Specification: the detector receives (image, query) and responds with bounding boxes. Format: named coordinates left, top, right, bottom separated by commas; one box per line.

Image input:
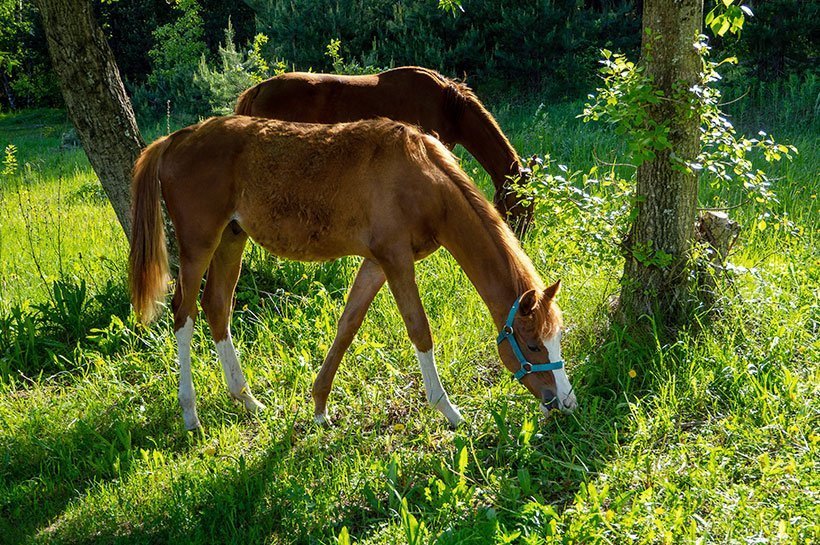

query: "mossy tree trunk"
left=33, top=0, right=144, bottom=243
left=619, top=0, right=704, bottom=328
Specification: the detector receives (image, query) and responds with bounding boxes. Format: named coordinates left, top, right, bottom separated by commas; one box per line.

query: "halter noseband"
left=496, top=295, right=564, bottom=382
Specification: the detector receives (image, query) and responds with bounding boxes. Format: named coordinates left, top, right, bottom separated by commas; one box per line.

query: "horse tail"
left=129, top=136, right=172, bottom=324
left=235, top=83, right=260, bottom=115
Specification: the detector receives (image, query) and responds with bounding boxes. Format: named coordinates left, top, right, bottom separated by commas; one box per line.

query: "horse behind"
left=236, top=67, right=533, bottom=234
left=129, top=115, right=576, bottom=430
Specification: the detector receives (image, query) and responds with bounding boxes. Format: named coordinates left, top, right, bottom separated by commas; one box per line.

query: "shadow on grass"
left=23, top=419, right=400, bottom=544
left=0, top=383, right=196, bottom=544
left=25, top=320, right=665, bottom=544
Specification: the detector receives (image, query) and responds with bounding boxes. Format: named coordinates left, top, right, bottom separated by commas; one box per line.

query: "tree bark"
left=2, top=73, right=16, bottom=110
left=33, top=0, right=144, bottom=243
left=618, top=0, right=704, bottom=328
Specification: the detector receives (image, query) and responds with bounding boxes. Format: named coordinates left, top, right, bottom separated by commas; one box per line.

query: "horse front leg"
left=379, top=254, right=464, bottom=428
left=312, top=259, right=385, bottom=425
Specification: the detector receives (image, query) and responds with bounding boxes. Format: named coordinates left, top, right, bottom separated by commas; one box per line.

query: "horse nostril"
left=541, top=389, right=559, bottom=411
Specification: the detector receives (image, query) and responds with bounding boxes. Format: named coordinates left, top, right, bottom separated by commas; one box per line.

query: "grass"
left=0, top=83, right=817, bottom=544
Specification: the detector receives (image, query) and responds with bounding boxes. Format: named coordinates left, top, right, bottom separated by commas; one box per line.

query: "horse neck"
left=455, top=99, right=521, bottom=191
left=437, top=192, right=531, bottom=329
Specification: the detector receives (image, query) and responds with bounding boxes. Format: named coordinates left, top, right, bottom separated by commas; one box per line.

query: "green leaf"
left=438, top=0, right=464, bottom=15
left=718, top=19, right=731, bottom=36
left=337, top=526, right=351, bottom=545
left=457, top=445, right=468, bottom=474
left=400, top=499, right=426, bottom=545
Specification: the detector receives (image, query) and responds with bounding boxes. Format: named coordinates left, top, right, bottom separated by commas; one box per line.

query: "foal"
left=129, top=116, right=576, bottom=430
left=236, top=67, right=533, bottom=234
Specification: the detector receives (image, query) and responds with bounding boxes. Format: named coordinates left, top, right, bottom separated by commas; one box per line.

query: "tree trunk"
left=33, top=0, right=144, bottom=243
left=618, top=0, right=704, bottom=329
left=2, top=73, right=16, bottom=110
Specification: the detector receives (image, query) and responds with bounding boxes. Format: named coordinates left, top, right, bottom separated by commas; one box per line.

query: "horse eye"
left=527, top=343, right=541, bottom=352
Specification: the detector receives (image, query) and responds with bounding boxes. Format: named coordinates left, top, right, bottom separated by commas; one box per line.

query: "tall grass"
left=0, top=87, right=817, bottom=544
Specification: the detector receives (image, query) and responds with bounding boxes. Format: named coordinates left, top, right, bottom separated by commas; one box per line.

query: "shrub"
left=135, top=5, right=281, bottom=120
left=194, top=23, right=283, bottom=115
left=138, top=0, right=207, bottom=116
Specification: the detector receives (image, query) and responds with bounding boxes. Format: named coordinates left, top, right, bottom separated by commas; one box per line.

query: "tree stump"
left=695, top=210, right=741, bottom=309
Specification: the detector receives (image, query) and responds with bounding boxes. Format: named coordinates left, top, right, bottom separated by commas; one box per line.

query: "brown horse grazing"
left=235, top=67, right=533, bottom=234
left=129, top=115, right=576, bottom=430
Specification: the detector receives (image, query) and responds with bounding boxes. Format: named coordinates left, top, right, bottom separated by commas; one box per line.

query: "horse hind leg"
left=201, top=222, right=265, bottom=414
left=173, top=248, right=217, bottom=430
left=312, top=258, right=386, bottom=425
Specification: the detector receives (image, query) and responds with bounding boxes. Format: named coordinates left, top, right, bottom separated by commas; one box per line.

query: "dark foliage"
left=250, top=0, right=642, bottom=97
left=1, top=0, right=816, bottom=111
left=717, top=0, right=818, bottom=81
left=94, top=0, right=256, bottom=87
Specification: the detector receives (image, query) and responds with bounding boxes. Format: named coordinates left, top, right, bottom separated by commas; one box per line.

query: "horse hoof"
left=184, top=415, right=202, bottom=431
left=231, top=388, right=266, bottom=413
left=243, top=395, right=266, bottom=413
left=447, top=412, right=465, bottom=429
left=314, top=412, right=331, bottom=427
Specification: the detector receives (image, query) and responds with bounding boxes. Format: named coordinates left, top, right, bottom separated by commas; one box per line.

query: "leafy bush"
left=193, top=23, right=282, bottom=115
left=0, top=0, right=60, bottom=109
left=581, top=35, right=796, bottom=212
left=324, top=38, right=383, bottom=75
left=135, top=3, right=280, bottom=119
left=144, top=0, right=207, bottom=114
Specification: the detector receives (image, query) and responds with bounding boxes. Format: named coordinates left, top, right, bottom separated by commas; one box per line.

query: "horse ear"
left=519, top=289, right=540, bottom=316
left=542, top=280, right=561, bottom=301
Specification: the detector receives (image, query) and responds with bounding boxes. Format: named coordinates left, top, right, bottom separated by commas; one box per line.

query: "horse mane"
left=419, top=133, right=545, bottom=295
left=427, top=70, right=520, bottom=168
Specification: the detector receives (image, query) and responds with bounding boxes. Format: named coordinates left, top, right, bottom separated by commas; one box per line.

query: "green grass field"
left=0, top=88, right=817, bottom=544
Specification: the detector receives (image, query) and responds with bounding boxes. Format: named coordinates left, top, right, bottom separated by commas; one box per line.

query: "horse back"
left=159, top=116, right=449, bottom=262
left=235, top=68, right=457, bottom=144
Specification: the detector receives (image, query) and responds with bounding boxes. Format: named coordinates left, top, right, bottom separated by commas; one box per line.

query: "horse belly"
left=237, top=212, right=367, bottom=262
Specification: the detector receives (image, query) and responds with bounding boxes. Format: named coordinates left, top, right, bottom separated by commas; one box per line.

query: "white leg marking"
left=543, top=332, right=577, bottom=412
left=176, top=317, right=200, bottom=430
left=215, top=333, right=266, bottom=413
left=415, top=348, right=464, bottom=427
left=314, top=412, right=330, bottom=426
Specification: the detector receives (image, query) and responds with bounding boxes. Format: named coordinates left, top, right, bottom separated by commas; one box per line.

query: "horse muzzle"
left=540, top=388, right=577, bottom=416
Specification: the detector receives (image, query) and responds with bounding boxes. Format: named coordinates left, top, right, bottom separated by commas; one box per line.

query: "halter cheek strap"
left=496, top=295, right=564, bottom=382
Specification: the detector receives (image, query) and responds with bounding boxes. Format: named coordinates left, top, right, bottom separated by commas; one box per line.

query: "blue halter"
left=496, top=295, right=564, bottom=382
